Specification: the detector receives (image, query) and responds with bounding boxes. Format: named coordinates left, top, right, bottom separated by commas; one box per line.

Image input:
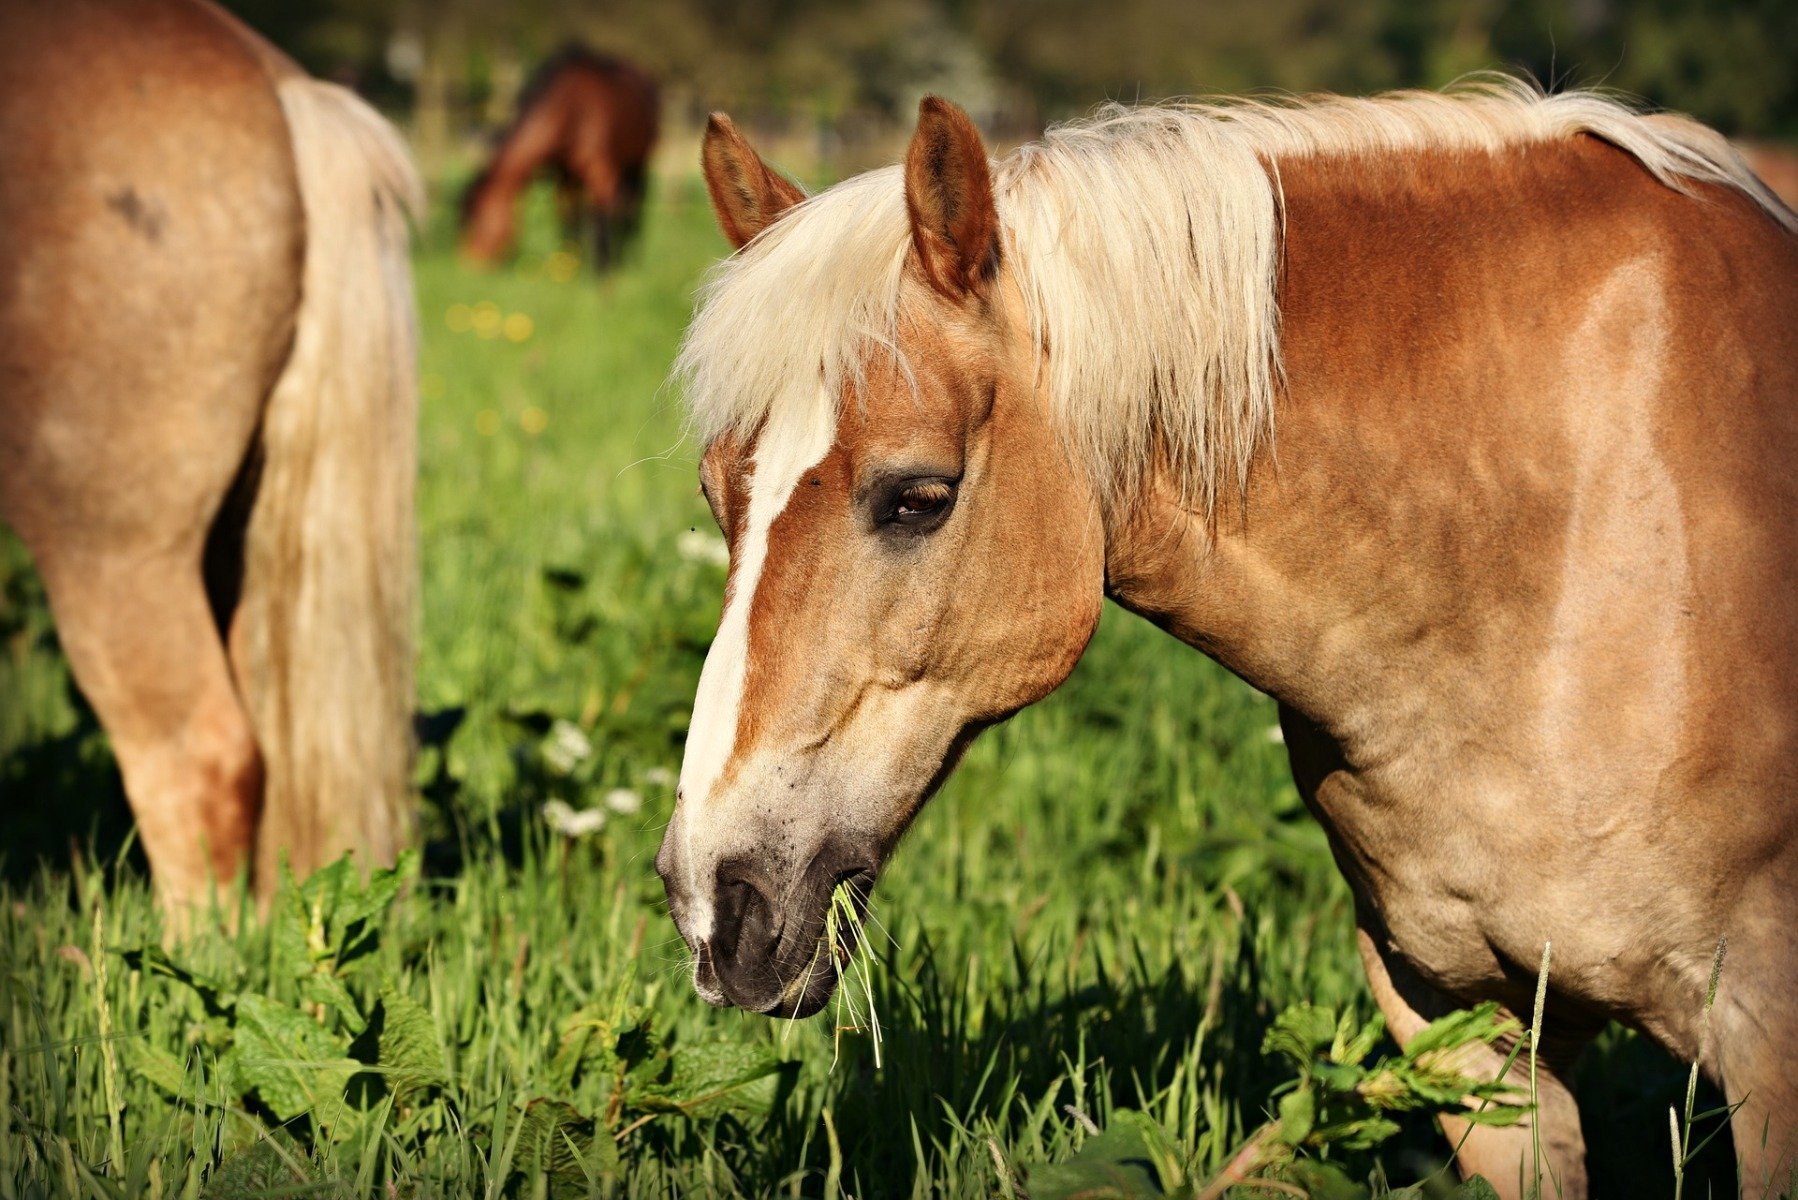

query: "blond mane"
left=676, top=76, right=1793, bottom=509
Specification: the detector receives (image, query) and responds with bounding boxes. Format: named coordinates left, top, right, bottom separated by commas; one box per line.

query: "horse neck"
left=1100, top=137, right=1689, bottom=743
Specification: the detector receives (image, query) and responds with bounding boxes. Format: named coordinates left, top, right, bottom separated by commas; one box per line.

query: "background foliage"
left=223, top=0, right=1798, bottom=151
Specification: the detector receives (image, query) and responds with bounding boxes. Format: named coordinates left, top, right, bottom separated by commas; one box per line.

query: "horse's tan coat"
left=660, top=96, right=1798, bottom=1195
left=0, top=0, right=419, bottom=919
left=1112, top=139, right=1798, bottom=1194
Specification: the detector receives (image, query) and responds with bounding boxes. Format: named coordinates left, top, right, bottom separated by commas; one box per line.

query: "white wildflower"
left=641, top=766, right=676, bottom=789
left=542, top=799, right=606, bottom=838
left=676, top=529, right=730, bottom=567
left=542, top=719, right=593, bottom=775
left=604, top=788, right=643, bottom=815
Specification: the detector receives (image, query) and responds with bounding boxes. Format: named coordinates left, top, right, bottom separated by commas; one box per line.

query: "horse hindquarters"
left=0, top=0, right=302, bottom=916
left=232, top=77, right=422, bottom=895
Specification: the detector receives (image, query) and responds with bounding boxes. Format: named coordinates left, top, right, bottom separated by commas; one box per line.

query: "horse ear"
left=904, top=96, right=1000, bottom=299
left=702, top=113, right=806, bottom=250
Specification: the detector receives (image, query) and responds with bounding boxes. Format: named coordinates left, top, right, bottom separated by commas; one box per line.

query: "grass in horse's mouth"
left=784, top=879, right=884, bottom=1069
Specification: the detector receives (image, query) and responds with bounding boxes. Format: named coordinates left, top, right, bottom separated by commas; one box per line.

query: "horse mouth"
left=763, top=867, right=876, bottom=1020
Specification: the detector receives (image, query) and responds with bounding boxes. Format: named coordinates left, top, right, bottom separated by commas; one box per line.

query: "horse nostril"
left=711, top=869, right=779, bottom=969
left=653, top=827, right=678, bottom=887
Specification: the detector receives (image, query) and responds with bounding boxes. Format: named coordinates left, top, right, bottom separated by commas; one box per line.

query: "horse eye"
left=881, top=478, right=958, bottom=530
left=897, top=482, right=952, bottom=517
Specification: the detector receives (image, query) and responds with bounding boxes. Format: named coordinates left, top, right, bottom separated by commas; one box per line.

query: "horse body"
left=0, top=0, right=419, bottom=915
left=1112, top=137, right=1798, bottom=1190
left=459, top=46, right=659, bottom=268
left=661, top=84, right=1798, bottom=1195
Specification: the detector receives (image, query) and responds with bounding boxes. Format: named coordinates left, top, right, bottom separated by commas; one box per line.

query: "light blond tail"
left=239, top=77, right=422, bottom=891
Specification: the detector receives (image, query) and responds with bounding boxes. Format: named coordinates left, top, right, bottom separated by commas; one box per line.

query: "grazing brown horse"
left=0, top=0, right=420, bottom=917
left=459, top=45, right=659, bottom=269
left=657, top=82, right=1798, bottom=1197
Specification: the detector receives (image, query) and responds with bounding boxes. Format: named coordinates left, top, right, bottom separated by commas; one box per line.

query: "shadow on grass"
left=735, top=919, right=1453, bottom=1197
left=1580, top=1026, right=1736, bottom=1200
left=0, top=683, right=139, bottom=888
left=708, top=920, right=1740, bottom=1198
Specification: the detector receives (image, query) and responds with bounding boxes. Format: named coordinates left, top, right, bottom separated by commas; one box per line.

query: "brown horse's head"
left=458, top=166, right=512, bottom=265
left=657, top=105, right=1106, bottom=1016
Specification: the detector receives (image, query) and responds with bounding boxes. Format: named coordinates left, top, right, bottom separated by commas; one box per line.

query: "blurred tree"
left=973, top=0, right=1399, bottom=117
left=1556, top=0, right=1795, bottom=136
left=219, top=0, right=1797, bottom=152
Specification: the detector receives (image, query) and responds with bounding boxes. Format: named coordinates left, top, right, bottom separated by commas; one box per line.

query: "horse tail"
left=236, top=75, right=423, bottom=891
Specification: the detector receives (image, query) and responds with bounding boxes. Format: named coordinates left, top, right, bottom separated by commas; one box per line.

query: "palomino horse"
left=0, top=0, right=419, bottom=916
left=657, top=82, right=1798, bottom=1196
left=459, top=45, right=659, bottom=269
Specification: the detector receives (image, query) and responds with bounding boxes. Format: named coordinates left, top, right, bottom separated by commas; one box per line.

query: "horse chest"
left=1302, top=764, right=1522, bottom=992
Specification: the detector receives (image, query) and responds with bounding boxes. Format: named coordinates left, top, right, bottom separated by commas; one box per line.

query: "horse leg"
left=574, top=158, right=621, bottom=270
left=610, top=160, right=649, bottom=258
left=552, top=167, right=583, bottom=247
left=1710, top=910, right=1798, bottom=1195
left=1358, top=925, right=1592, bottom=1199
left=33, top=548, right=262, bottom=921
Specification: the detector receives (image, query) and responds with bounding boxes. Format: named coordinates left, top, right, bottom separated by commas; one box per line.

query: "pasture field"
left=0, top=177, right=1731, bottom=1198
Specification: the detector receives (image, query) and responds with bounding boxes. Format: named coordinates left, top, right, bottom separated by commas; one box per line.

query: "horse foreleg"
left=572, top=157, right=621, bottom=270
left=1710, top=908, right=1798, bottom=1197
left=35, top=550, right=262, bottom=927
left=551, top=168, right=583, bottom=246
left=1357, top=925, right=1591, bottom=1200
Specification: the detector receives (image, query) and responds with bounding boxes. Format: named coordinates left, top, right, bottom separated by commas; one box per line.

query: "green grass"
left=0, top=177, right=1736, bottom=1198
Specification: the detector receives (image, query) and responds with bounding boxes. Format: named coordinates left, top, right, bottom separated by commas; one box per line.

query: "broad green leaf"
left=548, top=1004, right=613, bottom=1092
left=1396, top=1067, right=1477, bottom=1107
left=1333, top=1011, right=1386, bottom=1065
left=229, top=994, right=359, bottom=1122
left=202, top=1133, right=321, bottom=1199
left=1021, top=1111, right=1170, bottom=1200
left=370, top=987, right=448, bottom=1099
left=615, top=1018, right=659, bottom=1073
left=1311, top=1114, right=1401, bottom=1151
left=124, top=1040, right=194, bottom=1101
left=634, top=1043, right=789, bottom=1119
left=1277, top=1085, right=1315, bottom=1145
left=557, top=1124, right=621, bottom=1197
left=335, top=852, right=418, bottom=969
left=1404, top=1001, right=1517, bottom=1059
left=1283, top=1159, right=1371, bottom=1200
left=298, top=970, right=364, bottom=1029
left=1310, top=1060, right=1365, bottom=1094
left=270, top=861, right=318, bottom=982
left=336, top=850, right=417, bottom=931
left=1262, top=1003, right=1339, bottom=1070
left=1353, top=1066, right=1411, bottom=1110
left=1450, top=1178, right=1502, bottom=1200
left=516, top=1098, right=618, bottom=1199
left=1107, top=1110, right=1185, bottom=1189
left=300, top=855, right=356, bottom=935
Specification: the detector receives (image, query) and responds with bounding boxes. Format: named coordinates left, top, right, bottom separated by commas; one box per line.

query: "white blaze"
left=677, top=397, right=836, bottom=935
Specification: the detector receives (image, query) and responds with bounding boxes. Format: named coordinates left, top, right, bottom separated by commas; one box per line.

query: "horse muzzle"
left=658, top=827, right=876, bottom=1018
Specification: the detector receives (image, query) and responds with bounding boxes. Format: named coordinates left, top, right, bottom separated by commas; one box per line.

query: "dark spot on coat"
left=106, top=187, right=166, bottom=242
